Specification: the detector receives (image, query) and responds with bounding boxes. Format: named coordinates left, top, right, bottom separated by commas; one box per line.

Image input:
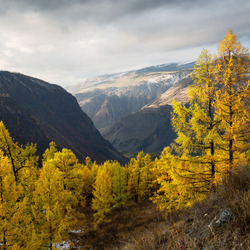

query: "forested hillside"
left=0, top=30, right=249, bottom=249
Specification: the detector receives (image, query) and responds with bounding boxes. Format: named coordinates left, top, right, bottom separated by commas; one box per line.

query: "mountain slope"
left=0, top=71, right=127, bottom=163
left=102, top=77, right=192, bottom=153
left=67, top=62, right=194, bottom=131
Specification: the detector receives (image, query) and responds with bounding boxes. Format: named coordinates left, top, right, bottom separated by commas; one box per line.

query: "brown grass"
left=69, top=202, right=166, bottom=249
left=121, top=165, right=250, bottom=250
left=70, top=165, right=250, bottom=249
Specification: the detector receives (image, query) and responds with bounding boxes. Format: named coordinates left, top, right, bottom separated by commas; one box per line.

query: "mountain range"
left=102, top=77, right=192, bottom=153
left=0, top=71, right=127, bottom=163
left=68, top=62, right=194, bottom=153
left=67, top=62, right=194, bottom=133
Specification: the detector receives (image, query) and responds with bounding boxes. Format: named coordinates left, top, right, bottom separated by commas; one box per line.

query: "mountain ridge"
left=0, top=71, right=127, bottom=163
left=102, top=77, right=192, bottom=153
left=67, top=62, right=195, bottom=132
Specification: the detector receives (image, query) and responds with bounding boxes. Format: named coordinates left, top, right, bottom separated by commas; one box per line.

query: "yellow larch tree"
left=32, top=160, right=77, bottom=249
left=91, top=162, right=113, bottom=226
left=0, top=121, right=38, bottom=183
left=166, top=49, right=219, bottom=207
left=112, top=161, right=127, bottom=207
left=154, top=30, right=250, bottom=212
left=42, top=141, right=57, bottom=162
left=51, top=148, right=85, bottom=208
left=127, top=152, right=144, bottom=203
left=214, top=29, right=250, bottom=171
left=139, top=154, right=155, bottom=201
left=172, top=49, right=220, bottom=182
left=78, top=164, right=92, bottom=201
left=0, top=151, right=38, bottom=249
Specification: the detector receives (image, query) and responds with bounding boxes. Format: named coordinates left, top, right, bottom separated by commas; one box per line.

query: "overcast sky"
left=0, top=0, right=250, bottom=87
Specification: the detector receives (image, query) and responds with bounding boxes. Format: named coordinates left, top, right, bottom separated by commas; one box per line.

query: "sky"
left=0, top=0, right=250, bottom=87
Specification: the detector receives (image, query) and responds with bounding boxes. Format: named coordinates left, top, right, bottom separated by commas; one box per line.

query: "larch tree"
left=78, top=164, right=92, bottom=201
left=0, top=151, right=38, bottom=249
left=0, top=121, right=38, bottom=183
left=152, top=147, right=186, bottom=211
left=139, top=154, right=154, bottom=201
left=112, top=161, right=127, bottom=207
left=154, top=30, right=250, bottom=212
left=171, top=49, right=220, bottom=194
left=91, top=163, right=113, bottom=226
left=127, top=152, right=144, bottom=203
left=42, top=148, right=86, bottom=212
left=32, top=160, right=77, bottom=249
left=214, top=29, right=250, bottom=171
left=42, top=141, right=57, bottom=163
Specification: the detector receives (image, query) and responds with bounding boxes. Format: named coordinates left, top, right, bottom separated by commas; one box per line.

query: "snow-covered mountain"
left=67, top=62, right=195, bottom=132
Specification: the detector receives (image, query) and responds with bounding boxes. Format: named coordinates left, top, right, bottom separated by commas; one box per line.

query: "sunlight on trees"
left=0, top=29, right=248, bottom=245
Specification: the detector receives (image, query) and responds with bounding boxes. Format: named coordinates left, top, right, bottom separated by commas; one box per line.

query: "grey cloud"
left=0, top=0, right=204, bottom=21
left=0, top=0, right=249, bottom=86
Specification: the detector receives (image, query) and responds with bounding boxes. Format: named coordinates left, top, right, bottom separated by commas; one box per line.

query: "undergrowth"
left=121, top=166, right=250, bottom=250
left=70, top=165, right=250, bottom=249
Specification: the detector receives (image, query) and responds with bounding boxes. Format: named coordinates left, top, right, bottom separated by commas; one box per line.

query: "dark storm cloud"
left=0, top=0, right=249, bottom=86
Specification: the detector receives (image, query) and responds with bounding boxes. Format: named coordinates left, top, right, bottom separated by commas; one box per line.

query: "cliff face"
left=0, top=71, right=127, bottom=163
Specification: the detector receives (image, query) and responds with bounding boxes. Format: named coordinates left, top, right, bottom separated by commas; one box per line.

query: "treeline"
left=0, top=29, right=249, bottom=249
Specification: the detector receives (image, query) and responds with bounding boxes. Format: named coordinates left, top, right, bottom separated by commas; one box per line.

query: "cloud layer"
left=0, top=0, right=249, bottom=86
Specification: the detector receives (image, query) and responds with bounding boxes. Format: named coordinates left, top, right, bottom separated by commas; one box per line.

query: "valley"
left=0, top=31, right=249, bottom=249
left=0, top=0, right=249, bottom=248
left=67, top=62, right=194, bottom=153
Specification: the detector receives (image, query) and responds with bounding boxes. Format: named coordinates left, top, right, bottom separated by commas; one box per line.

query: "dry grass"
left=70, top=166, right=250, bottom=249
left=120, top=166, right=250, bottom=250
left=69, top=202, right=166, bottom=249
